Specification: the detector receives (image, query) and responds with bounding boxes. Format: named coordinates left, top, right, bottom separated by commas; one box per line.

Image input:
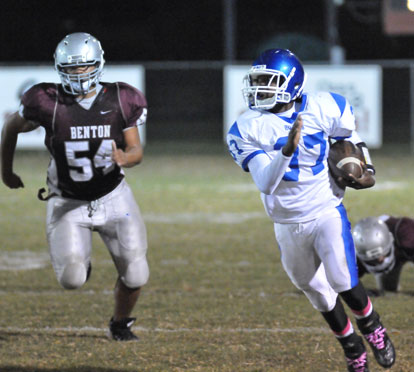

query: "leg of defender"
left=46, top=196, right=92, bottom=290
left=98, top=181, right=149, bottom=341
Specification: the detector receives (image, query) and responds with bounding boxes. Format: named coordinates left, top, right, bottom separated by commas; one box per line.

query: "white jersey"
left=227, top=92, right=356, bottom=223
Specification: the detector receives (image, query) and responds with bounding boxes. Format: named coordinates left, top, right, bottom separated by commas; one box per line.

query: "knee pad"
left=120, top=256, right=149, bottom=289
left=59, top=262, right=87, bottom=289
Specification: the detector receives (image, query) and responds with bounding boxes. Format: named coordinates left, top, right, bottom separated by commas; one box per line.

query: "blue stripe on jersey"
left=228, top=122, right=243, bottom=138
left=331, top=136, right=351, bottom=140
left=330, top=92, right=346, bottom=117
left=278, top=95, right=308, bottom=124
left=299, top=94, right=308, bottom=111
left=278, top=112, right=298, bottom=124
left=242, top=150, right=266, bottom=171
left=336, top=203, right=359, bottom=288
left=279, top=116, right=296, bottom=124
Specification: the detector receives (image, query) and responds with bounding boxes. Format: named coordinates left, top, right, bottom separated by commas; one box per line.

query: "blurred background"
left=2, top=0, right=414, bottom=147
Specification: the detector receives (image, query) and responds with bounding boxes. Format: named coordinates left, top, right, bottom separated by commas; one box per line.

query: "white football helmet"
left=54, top=32, right=105, bottom=95
left=352, top=217, right=396, bottom=274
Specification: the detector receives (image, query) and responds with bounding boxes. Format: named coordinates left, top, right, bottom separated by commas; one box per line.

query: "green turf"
left=0, top=143, right=413, bottom=371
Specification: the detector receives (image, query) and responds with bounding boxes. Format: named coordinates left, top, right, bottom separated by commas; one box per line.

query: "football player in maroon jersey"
left=353, top=215, right=414, bottom=295
left=1, top=32, right=149, bottom=341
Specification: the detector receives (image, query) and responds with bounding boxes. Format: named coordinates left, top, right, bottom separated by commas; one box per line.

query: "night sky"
left=2, top=0, right=414, bottom=63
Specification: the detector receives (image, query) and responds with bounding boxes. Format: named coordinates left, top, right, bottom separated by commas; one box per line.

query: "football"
left=328, top=140, right=365, bottom=181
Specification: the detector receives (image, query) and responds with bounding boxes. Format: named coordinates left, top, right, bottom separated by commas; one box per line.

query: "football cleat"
left=346, top=351, right=369, bottom=372
left=357, top=312, right=395, bottom=368
left=108, top=317, right=139, bottom=341
left=341, top=333, right=369, bottom=372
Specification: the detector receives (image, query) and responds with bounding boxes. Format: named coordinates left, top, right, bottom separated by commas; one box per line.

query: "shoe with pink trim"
left=357, top=312, right=395, bottom=368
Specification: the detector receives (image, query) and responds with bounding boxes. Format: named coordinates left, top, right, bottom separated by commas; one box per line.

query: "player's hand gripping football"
left=337, top=163, right=375, bottom=190
left=282, top=115, right=303, bottom=157
left=111, top=141, right=128, bottom=167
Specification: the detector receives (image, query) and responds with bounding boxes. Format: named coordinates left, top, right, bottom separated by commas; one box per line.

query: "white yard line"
left=0, top=289, right=292, bottom=297
left=0, top=325, right=409, bottom=335
left=0, top=326, right=331, bottom=335
left=221, top=181, right=408, bottom=193
left=0, top=250, right=260, bottom=271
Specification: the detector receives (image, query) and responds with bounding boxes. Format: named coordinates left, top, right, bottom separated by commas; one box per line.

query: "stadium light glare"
left=408, top=0, right=414, bottom=12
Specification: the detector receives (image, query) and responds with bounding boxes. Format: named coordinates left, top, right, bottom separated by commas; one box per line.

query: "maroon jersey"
left=358, top=216, right=414, bottom=278
left=385, top=217, right=414, bottom=261
left=21, top=82, right=147, bottom=201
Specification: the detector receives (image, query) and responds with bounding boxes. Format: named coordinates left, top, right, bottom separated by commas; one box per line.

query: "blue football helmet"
left=242, top=49, right=307, bottom=110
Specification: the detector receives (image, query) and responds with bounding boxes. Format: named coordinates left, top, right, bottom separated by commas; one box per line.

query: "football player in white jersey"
left=227, top=49, right=395, bottom=371
left=1, top=33, right=149, bottom=341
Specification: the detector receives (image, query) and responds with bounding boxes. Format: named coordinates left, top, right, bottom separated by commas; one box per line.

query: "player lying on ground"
left=353, top=215, right=414, bottom=295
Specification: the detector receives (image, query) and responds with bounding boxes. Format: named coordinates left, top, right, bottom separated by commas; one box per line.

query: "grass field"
left=0, top=142, right=413, bottom=372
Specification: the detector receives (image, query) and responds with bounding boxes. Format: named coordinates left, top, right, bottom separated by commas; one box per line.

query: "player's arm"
left=357, top=257, right=368, bottom=278
left=374, top=261, right=404, bottom=293
left=249, top=151, right=292, bottom=194
left=357, top=258, right=386, bottom=297
left=343, top=131, right=375, bottom=189
left=340, top=158, right=375, bottom=190
left=111, top=126, right=143, bottom=168
left=114, top=83, right=147, bottom=168
left=1, top=111, right=39, bottom=188
left=249, top=115, right=303, bottom=194
left=282, top=115, right=303, bottom=156
left=327, top=94, right=375, bottom=189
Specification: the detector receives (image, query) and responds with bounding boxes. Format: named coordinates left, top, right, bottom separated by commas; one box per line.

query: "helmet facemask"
left=243, top=68, right=297, bottom=110
left=361, top=243, right=396, bottom=274
left=57, top=62, right=102, bottom=95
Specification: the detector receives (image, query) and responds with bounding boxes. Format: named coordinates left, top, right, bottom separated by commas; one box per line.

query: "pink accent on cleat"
left=346, top=352, right=368, bottom=372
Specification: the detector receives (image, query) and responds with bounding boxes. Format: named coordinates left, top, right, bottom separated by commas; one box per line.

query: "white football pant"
left=274, top=204, right=359, bottom=312
left=46, top=179, right=149, bottom=290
